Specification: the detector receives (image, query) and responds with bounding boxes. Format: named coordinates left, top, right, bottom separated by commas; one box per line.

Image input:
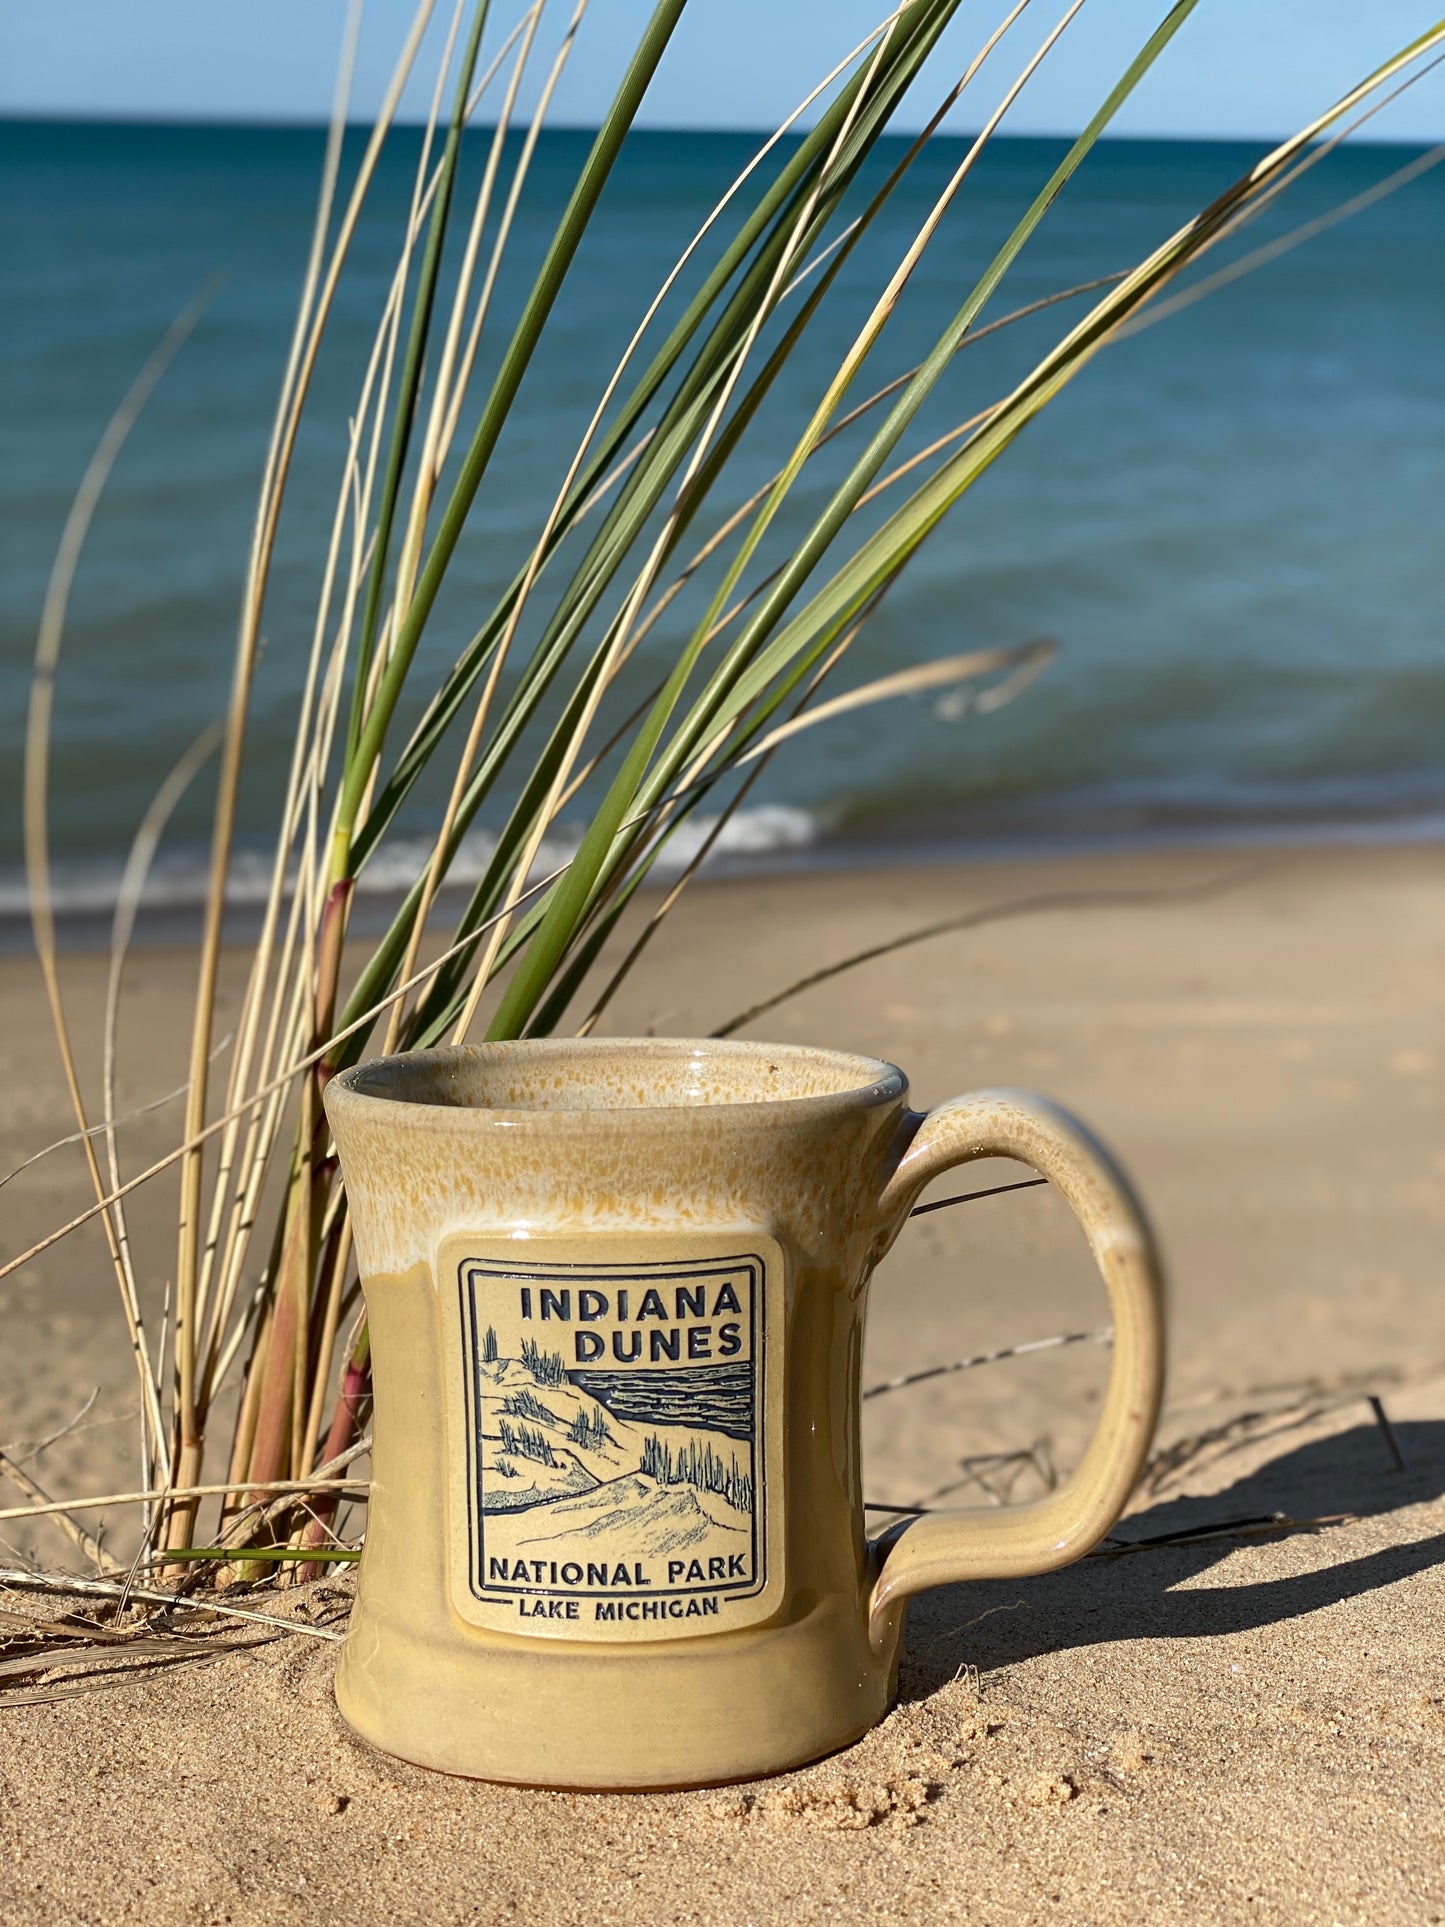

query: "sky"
left=2, top=0, right=1442, bottom=142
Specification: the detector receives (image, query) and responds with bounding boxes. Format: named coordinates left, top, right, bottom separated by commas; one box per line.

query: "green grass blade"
left=344, top=0, right=492, bottom=768
left=165, top=1546, right=362, bottom=1564
left=334, top=0, right=690, bottom=862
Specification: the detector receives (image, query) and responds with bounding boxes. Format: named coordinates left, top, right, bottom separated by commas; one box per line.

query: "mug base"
left=331, top=1596, right=896, bottom=1790
left=333, top=1691, right=890, bottom=1793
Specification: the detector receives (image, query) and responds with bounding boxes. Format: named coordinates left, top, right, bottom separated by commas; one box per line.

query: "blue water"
left=2, top=120, right=1442, bottom=917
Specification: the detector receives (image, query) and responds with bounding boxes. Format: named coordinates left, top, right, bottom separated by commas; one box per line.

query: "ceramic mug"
left=324, top=1037, right=1164, bottom=1789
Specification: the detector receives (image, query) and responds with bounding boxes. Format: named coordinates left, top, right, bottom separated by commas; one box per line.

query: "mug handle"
left=867, top=1088, right=1165, bottom=1652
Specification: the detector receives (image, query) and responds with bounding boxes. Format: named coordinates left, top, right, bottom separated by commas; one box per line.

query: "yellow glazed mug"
left=324, top=1037, right=1164, bottom=1789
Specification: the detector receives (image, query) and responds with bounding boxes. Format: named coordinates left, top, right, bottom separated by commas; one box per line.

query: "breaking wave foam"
left=0, top=806, right=819, bottom=922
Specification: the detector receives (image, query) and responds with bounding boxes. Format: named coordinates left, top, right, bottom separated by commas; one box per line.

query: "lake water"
left=2, top=121, right=1441, bottom=922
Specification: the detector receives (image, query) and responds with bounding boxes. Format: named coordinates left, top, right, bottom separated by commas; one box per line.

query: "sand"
left=0, top=839, right=1442, bottom=1924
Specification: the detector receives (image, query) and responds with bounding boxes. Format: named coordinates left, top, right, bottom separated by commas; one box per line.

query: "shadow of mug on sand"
left=898, top=1418, right=1445, bottom=1696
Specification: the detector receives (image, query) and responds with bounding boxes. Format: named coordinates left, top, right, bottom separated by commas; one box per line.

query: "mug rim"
left=326, top=1036, right=908, bottom=1127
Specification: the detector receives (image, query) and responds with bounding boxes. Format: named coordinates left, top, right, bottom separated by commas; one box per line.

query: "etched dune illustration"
left=515, top=1474, right=751, bottom=1562
left=473, top=1335, right=755, bottom=1574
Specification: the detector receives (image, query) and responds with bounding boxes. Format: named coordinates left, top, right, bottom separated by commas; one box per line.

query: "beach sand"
left=1, top=839, right=1441, bottom=1924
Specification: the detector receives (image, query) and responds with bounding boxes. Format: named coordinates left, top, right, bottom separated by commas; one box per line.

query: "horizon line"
left=0, top=110, right=1437, bottom=150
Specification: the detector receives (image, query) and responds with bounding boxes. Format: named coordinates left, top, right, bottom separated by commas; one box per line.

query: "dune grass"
left=13, top=0, right=1445, bottom=1584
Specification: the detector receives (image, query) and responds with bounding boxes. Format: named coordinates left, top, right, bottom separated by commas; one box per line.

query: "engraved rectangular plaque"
left=437, top=1234, right=785, bottom=1640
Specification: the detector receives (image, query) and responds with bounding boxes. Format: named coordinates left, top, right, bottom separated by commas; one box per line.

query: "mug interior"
left=335, top=1037, right=904, bottom=1115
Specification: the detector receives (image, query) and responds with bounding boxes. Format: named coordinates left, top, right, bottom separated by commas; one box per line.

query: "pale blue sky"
left=2, top=1, right=1442, bottom=141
